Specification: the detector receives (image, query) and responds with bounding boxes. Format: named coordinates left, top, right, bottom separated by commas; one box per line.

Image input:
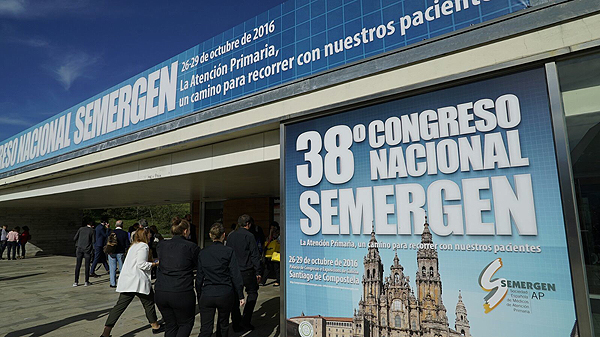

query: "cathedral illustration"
left=288, top=218, right=473, bottom=337
left=351, top=219, right=472, bottom=337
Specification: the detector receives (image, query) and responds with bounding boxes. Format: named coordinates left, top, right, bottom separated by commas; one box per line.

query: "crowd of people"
left=71, top=213, right=280, bottom=337
left=0, top=225, right=32, bottom=260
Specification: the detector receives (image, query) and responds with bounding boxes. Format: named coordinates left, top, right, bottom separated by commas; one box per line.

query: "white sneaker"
left=73, top=283, right=79, bottom=287
left=84, top=282, right=91, bottom=287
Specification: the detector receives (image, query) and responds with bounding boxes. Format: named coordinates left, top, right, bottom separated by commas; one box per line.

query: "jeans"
left=18, top=242, right=26, bottom=257
left=155, top=290, right=196, bottom=337
left=105, top=291, right=158, bottom=327
left=7, top=241, right=18, bottom=260
left=0, top=240, right=7, bottom=259
left=75, top=248, right=92, bottom=283
left=90, top=246, right=109, bottom=273
left=199, top=292, right=234, bottom=337
left=108, top=253, right=124, bottom=286
left=231, top=269, right=259, bottom=328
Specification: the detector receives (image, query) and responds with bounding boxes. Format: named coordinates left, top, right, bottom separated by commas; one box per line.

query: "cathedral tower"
left=455, top=291, right=471, bottom=337
left=416, top=217, right=448, bottom=328
left=363, top=228, right=384, bottom=320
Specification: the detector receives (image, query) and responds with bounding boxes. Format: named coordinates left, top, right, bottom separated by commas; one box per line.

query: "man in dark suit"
left=73, top=220, right=95, bottom=287
left=90, top=221, right=109, bottom=277
left=108, top=220, right=129, bottom=288
left=226, top=214, right=261, bottom=332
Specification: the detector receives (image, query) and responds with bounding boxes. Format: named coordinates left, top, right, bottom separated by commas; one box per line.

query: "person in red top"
left=18, top=226, right=31, bottom=259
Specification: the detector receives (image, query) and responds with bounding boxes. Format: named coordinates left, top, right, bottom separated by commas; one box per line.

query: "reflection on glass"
left=558, top=51, right=600, bottom=335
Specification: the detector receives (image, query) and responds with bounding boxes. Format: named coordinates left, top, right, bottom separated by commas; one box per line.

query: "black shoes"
left=152, top=324, right=165, bottom=334
left=233, top=323, right=254, bottom=332
left=232, top=324, right=244, bottom=333
left=109, top=285, right=117, bottom=288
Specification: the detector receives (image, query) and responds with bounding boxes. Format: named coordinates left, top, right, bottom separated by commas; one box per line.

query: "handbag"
left=103, top=232, right=118, bottom=254
left=272, top=251, right=281, bottom=262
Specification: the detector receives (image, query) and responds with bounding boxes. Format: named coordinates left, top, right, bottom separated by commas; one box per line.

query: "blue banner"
left=284, top=68, right=577, bottom=337
left=0, top=0, right=528, bottom=173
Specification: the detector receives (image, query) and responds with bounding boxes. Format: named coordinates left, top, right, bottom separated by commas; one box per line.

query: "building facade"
left=0, top=0, right=599, bottom=336
left=353, top=221, right=471, bottom=337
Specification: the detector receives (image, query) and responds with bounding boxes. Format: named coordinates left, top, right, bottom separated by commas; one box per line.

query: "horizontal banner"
left=0, top=0, right=528, bottom=174
left=284, top=68, right=577, bottom=337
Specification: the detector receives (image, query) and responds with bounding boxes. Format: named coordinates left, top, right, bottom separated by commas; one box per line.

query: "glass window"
left=558, top=51, right=600, bottom=335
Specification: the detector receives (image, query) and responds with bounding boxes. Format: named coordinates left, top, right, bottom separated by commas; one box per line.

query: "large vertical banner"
left=284, top=68, right=578, bottom=337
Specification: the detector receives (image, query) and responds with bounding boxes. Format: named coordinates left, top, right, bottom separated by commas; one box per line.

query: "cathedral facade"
left=352, top=220, right=472, bottom=337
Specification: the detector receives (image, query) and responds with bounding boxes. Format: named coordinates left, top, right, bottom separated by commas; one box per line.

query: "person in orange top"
left=6, top=226, right=20, bottom=260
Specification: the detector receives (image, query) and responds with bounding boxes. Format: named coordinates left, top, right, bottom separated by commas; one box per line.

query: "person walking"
left=197, top=223, right=244, bottom=337
left=100, top=228, right=164, bottom=337
left=226, top=214, right=261, bottom=332
left=73, top=221, right=95, bottom=286
left=148, top=225, right=163, bottom=258
left=184, top=214, right=197, bottom=244
left=128, top=223, right=140, bottom=242
left=155, top=218, right=200, bottom=337
left=90, top=221, right=110, bottom=277
left=0, top=225, right=8, bottom=260
left=18, top=226, right=31, bottom=259
left=108, top=220, right=129, bottom=288
left=6, top=226, right=20, bottom=260
left=260, top=222, right=281, bottom=286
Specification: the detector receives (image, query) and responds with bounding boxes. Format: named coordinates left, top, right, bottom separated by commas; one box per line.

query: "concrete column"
left=191, top=200, right=201, bottom=246
left=0, top=208, right=82, bottom=256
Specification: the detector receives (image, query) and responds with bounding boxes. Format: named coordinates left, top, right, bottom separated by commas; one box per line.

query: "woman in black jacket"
left=197, top=223, right=245, bottom=337
left=155, top=219, right=200, bottom=337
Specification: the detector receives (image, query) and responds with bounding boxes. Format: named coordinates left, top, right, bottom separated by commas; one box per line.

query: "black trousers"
left=0, top=240, right=7, bottom=259
left=90, top=246, right=109, bottom=273
left=105, top=291, right=158, bottom=327
left=75, top=248, right=91, bottom=283
left=7, top=241, right=18, bottom=260
left=231, top=270, right=258, bottom=328
left=199, top=292, right=234, bottom=337
left=155, top=290, right=196, bottom=337
left=18, top=243, right=25, bottom=257
left=261, top=259, right=280, bottom=284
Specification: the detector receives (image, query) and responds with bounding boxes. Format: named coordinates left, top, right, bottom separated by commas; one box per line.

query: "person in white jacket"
left=101, top=228, right=164, bottom=337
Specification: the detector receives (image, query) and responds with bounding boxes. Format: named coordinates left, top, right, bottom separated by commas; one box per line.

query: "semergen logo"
left=479, top=258, right=508, bottom=313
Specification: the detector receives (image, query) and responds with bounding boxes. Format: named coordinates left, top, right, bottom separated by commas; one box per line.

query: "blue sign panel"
left=0, top=0, right=528, bottom=173
left=284, top=68, right=578, bottom=336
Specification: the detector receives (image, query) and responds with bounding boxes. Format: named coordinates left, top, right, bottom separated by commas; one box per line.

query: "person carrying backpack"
left=108, top=220, right=129, bottom=288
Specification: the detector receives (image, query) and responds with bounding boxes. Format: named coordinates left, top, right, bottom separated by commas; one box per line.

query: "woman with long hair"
left=155, top=218, right=200, bottom=337
left=101, top=228, right=163, bottom=337
left=197, top=223, right=244, bottom=337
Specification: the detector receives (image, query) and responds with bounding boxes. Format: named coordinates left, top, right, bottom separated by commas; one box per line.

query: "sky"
left=0, top=0, right=286, bottom=141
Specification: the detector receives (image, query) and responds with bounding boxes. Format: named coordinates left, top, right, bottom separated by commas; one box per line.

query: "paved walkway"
left=0, top=255, right=280, bottom=337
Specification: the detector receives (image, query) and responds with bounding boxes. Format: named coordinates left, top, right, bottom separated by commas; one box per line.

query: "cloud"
left=50, top=51, right=100, bottom=90
left=0, top=116, right=32, bottom=127
left=0, top=0, right=93, bottom=19
left=19, top=38, right=49, bottom=47
left=10, top=37, right=49, bottom=48
left=0, top=0, right=26, bottom=17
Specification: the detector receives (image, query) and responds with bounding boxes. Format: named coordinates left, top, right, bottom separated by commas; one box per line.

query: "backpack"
left=104, top=232, right=118, bottom=254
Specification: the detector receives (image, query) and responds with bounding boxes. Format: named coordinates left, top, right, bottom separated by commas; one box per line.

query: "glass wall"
left=558, top=51, right=600, bottom=334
